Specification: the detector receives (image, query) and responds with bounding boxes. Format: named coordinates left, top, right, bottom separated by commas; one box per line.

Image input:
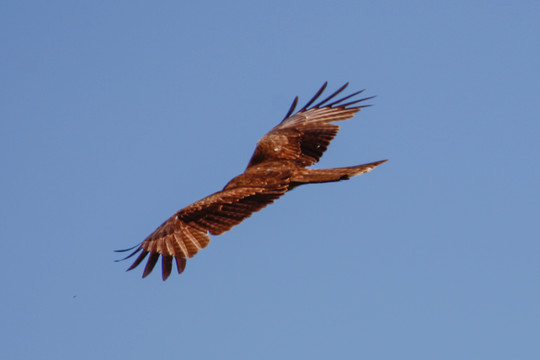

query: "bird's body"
left=117, top=83, right=387, bottom=280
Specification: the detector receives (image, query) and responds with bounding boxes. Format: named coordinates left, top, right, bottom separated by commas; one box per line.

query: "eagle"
left=116, top=82, right=387, bottom=280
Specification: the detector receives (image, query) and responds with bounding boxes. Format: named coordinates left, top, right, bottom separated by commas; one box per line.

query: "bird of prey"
left=116, top=82, right=387, bottom=280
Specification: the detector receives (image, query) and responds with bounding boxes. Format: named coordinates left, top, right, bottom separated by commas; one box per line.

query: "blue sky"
left=2, top=1, right=539, bottom=359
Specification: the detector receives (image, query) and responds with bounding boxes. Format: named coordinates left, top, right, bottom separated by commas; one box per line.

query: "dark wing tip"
left=127, top=250, right=148, bottom=271
left=142, top=252, right=160, bottom=278
left=114, top=243, right=141, bottom=253
left=114, top=245, right=143, bottom=263
left=313, top=82, right=350, bottom=108
left=336, top=95, right=377, bottom=108
left=299, top=82, right=328, bottom=111
left=283, top=96, right=299, bottom=120
left=176, top=257, right=187, bottom=274
left=285, top=82, right=374, bottom=119
left=117, top=246, right=185, bottom=280
left=162, top=255, right=173, bottom=281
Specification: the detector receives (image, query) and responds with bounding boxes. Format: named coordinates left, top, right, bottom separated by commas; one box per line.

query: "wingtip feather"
left=162, top=255, right=173, bottom=281
left=142, top=252, right=160, bottom=278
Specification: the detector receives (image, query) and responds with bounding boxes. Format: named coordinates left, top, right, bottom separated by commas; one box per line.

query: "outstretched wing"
left=118, top=178, right=289, bottom=280
left=246, top=82, right=374, bottom=168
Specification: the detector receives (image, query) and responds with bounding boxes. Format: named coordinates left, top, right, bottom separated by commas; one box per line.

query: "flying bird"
left=117, top=82, right=387, bottom=280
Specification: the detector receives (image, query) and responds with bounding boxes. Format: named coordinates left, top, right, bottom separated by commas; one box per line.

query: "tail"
left=291, top=160, right=388, bottom=185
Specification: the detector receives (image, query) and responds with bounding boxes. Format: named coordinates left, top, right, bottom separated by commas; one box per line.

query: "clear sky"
left=2, top=1, right=539, bottom=359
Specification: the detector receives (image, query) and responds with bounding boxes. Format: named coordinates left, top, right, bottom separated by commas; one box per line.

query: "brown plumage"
left=116, top=82, right=387, bottom=280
